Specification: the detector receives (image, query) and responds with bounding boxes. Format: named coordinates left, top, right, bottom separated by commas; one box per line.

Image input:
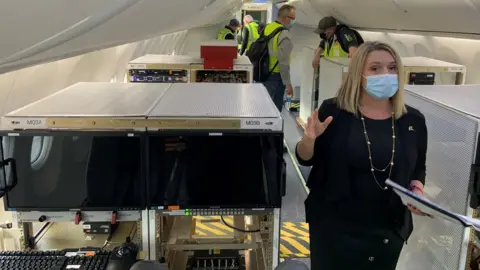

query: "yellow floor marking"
left=280, top=244, right=293, bottom=255
left=283, top=222, right=296, bottom=227
left=195, top=218, right=234, bottom=232
left=301, top=223, right=309, bottom=230
left=195, top=216, right=234, bottom=224
left=195, top=216, right=234, bottom=232
left=280, top=253, right=308, bottom=258
left=299, top=236, right=310, bottom=243
left=208, top=222, right=234, bottom=232
left=280, top=230, right=295, bottom=238
left=282, top=237, right=310, bottom=254
left=194, top=229, right=207, bottom=236
left=282, top=224, right=309, bottom=237
left=195, top=222, right=228, bottom=236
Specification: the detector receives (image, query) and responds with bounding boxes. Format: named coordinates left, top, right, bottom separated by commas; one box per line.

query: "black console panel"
left=147, top=133, right=285, bottom=210
left=0, top=131, right=285, bottom=211
left=129, top=69, right=188, bottom=83
left=0, top=132, right=146, bottom=211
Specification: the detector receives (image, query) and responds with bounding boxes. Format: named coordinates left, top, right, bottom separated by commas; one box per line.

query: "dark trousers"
left=309, top=215, right=404, bottom=270
left=262, top=73, right=285, bottom=112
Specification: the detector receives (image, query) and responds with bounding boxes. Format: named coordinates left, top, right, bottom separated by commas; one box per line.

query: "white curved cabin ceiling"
left=2, top=0, right=480, bottom=75
left=293, top=0, right=480, bottom=34
left=0, top=0, right=243, bottom=74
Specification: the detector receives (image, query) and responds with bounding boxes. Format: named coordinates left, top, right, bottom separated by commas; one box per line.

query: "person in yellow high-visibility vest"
left=239, top=15, right=260, bottom=55
left=261, top=4, right=296, bottom=113
left=311, top=16, right=363, bottom=69
left=217, top=19, right=241, bottom=40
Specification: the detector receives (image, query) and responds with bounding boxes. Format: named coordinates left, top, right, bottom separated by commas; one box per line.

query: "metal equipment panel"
left=402, top=57, right=466, bottom=85
left=149, top=83, right=278, bottom=118
left=402, top=56, right=465, bottom=69
left=13, top=210, right=142, bottom=223
left=129, top=54, right=196, bottom=65
left=190, top=55, right=252, bottom=67
left=189, top=56, right=253, bottom=83
left=146, top=83, right=282, bottom=130
left=152, top=208, right=281, bottom=269
left=6, top=82, right=169, bottom=117
left=397, top=85, right=480, bottom=270
left=405, top=85, right=480, bottom=119
left=127, top=55, right=192, bottom=83
left=2, top=82, right=171, bottom=130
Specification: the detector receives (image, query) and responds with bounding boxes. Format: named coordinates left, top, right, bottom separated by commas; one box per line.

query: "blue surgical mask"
left=363, top=74, right=398, bottom=99
left=286, top=20, right=296, bottom=29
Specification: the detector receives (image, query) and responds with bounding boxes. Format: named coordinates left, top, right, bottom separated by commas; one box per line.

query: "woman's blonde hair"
left=336, top=41, right=407, bottom=119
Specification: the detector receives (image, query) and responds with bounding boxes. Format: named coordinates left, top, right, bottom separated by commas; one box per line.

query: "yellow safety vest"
left=217, top=27, right=234, bottom=40
left=324, top=36, right=348, bottom=58
left=263, top=21, right=286, bottom=73
left=245, top=21, right=260, bottom=52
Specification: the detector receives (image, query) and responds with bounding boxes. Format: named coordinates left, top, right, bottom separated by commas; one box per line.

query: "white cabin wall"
left=0, top=24, right=223, bottom=116
left=289, top=25, right=480, bottom=88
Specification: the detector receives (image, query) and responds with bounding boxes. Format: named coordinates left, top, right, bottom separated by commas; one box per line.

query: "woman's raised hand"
left=304, top=109, right=333, bottom=140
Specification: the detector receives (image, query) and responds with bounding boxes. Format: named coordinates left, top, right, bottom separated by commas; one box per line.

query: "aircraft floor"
left=278, top=109, right=311, bottom=268
left=282, top=110, right=311, bottom=181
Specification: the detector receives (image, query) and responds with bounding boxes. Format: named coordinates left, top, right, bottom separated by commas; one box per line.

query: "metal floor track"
left=280, top=108, right=311, bottom=267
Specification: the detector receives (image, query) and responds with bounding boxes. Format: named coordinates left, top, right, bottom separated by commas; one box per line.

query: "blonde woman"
left=296, top=41, right=428, bottom=269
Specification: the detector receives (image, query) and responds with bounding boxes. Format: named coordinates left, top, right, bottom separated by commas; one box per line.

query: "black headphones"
left=115, top=237, right=138, bottom=258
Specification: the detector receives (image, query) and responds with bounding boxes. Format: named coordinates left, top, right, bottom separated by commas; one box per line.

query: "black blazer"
left=295, top=98, right=428, bottom=241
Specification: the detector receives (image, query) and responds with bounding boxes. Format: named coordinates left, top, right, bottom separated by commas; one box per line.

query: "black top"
left=240, top=22, right=266, bottom=55
left=224, top=26, right=235, bottom=40
left=318, top=39, right=326, bottom=50
left=296, top=98, right=428, bottom=240
left=347, top=116, right=400, bottom=228
left=240, top=26, right=249, bottom=55
left=318, top=24, right=359, bottom=53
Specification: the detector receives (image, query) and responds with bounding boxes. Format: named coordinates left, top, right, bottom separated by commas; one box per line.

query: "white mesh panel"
left=397, top=91, right=479, bottom=270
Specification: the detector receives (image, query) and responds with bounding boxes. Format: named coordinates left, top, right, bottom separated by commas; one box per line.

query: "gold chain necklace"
left=360, top=111, right=395, bottom=191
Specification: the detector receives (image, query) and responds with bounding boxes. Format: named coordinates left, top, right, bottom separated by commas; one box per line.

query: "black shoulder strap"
left=266, top=27, right=286, bottom=41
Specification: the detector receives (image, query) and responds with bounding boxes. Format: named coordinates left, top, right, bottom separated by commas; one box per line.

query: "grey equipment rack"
left=1, top=82, right=171, bottom=131
left=126, top=54, right=195, bottom=83
left=398, top=84, right=480, bottom=270
left=0, top=82, right=172, bottom=255
left=145, top=83, right=283, bottom=269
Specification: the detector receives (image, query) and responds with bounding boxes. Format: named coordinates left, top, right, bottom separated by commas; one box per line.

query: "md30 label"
left=241, top=119, right=279, bottom=129
left=245, top=120, right=260, bottom=125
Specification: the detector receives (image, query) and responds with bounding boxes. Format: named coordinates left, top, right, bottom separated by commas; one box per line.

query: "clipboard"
left=385, top=179, right=480, bottom=231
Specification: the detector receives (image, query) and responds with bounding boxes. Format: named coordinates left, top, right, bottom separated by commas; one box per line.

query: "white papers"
left=385, top=179, right=480, bottom=231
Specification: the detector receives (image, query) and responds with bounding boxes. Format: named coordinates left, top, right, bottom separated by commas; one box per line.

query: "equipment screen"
left=408, top=72, right=435, bottom=85
left=148, top=134, right=284, bottom=209
left=195, top=70, right=249, bottom=83
left=0, top=133, right=145, bottom=210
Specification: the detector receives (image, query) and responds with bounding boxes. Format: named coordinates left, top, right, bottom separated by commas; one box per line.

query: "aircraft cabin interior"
left=0, top=0, right=479, bottom=269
